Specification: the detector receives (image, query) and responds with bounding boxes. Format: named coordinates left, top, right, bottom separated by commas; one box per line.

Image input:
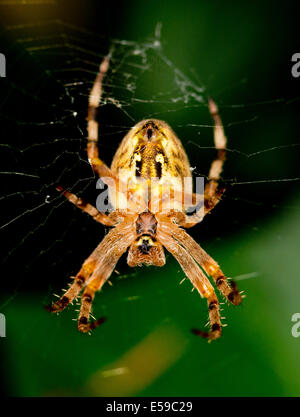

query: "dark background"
left=0, top=0, right=300, bottom=397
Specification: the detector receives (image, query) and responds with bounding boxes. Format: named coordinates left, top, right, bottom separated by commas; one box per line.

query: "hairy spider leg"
left=158, top=230, right=223, bottom=340
left=77, top=228, right=135, bottom=332
left=56, top=186, right=117, bottom=226
left=180, top=98, right=228, bottom=228
left=47, top=219, right=136, bottom=315
left=157, top=214, right=242, bottom=305
left=87, top=54, right=146, bottom=211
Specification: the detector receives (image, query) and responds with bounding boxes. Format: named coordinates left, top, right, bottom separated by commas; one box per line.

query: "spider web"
left=0, top=20, right=214, bottom=295
left=1, top=19, right=298, bottom=282
left=1, top=8, right=300, bottom=397
left=0, top=20, right=299, bottom=317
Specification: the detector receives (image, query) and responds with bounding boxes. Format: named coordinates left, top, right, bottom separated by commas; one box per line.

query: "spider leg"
left=163, top=191, right=224, bottom=228
left=150, top=189, right=205, bottom=227
left=87, top=55, right=122, bottom=187
left=77, top=227, right=136, bottom=333
left=204, top=98, right=227, bottom=213
left=77, top=276, right=107, bottom=333
left=176, top=98, right=227, bottom=228
left=86, top=54, right=145, bottom=210
left=166, top=192, right=205, bottom=228
left=46, top=218, right=136, bottom=314
left=46, top=258, right=96, bottom=313
left=157, top=229, right=222, bottom=340
left=56, top=186, right=117, bottom=227
left=158, top=216, right=242, bottom=305
left=87, top=54, right=111, bottom=176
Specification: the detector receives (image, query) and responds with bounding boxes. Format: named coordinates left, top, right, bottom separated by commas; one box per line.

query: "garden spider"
left=47, top=54, right=243, bottom=340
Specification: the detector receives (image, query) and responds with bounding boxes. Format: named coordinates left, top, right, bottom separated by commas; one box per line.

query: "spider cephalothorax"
left=127, top=211, right=165, bottom=267
left=47, top=55, right=243, bottom=340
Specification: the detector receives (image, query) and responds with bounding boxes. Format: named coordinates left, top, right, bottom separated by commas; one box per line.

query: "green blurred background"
left=0, top=0, right=300, bottom=397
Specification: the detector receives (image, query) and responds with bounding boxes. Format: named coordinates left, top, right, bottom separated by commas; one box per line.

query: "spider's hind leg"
left=203, top=98, right=228, bottom=216
left=56, top=186, right=116, bottom=227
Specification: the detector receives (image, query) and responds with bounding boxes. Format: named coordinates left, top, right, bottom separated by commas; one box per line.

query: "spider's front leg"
left=159, top=215, right=242, bottom=306
left=47, top=264, right=107, bottom=334
left=192, top=295, right=222, bottom=340
left=76, top=224, right=136, bottom=332
left=77, top=275, right=107, bottom=333
left=47, top=218, right=136, bottom=332
left=46, top=258, right=97, bottom=313
left=157, top=229, right=223, bottom=340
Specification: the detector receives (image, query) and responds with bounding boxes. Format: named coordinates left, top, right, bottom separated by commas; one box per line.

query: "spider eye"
left=136, top=235, right=155, bottom=254
left=139, top=239, right=151, bottom=254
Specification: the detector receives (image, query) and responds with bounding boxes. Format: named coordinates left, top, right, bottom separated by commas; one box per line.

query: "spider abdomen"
left=111, top=119, right=191, bottom=181
left=110, top=119, right=192, bottom=212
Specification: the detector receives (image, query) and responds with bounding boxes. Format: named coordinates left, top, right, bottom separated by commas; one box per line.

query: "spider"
left=46, top=55, right=243, bottom=340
